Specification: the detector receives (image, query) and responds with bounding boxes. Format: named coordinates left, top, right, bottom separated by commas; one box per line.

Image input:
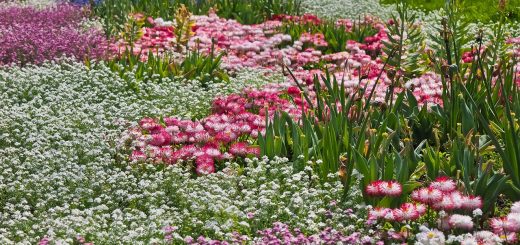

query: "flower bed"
left=2, top=0, right=520, bottom=244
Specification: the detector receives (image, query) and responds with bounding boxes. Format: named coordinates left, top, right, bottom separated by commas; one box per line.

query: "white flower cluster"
left=0, top=0, right=56, bottom=8
left=161, top=157, right=356, bottom=243
left=301, top=0, right=394, bottom=20
left=0, top=61, right=283, bottom=244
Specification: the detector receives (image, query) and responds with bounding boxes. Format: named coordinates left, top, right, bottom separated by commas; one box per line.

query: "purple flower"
left=0, top=4, right=107, bottom=66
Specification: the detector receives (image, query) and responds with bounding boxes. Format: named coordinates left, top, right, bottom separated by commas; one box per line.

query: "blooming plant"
left=3, top=0, right=520, bottom=244
left=0, top=4, right=107, bottom=65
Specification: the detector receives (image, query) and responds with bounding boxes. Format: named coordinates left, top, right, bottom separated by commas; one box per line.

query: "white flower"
left=415, top=226, right=445, bottom=245
left=472, top=208, right=483, bottom=217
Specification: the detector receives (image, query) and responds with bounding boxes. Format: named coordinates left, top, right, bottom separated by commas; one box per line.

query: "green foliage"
left=95, top=48, right=229, bottom=88
left=259, top=62, right=423, bottom=206
left=382, top=2, right=426, bottom=78
left=381, top=0, right=520, bottom=23
left=94, top=0, right=302, bottom=37
left=421, top=0, right=520, bottom=209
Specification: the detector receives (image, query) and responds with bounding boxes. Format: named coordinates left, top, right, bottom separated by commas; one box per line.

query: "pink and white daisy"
left=379, top=180, right=403, bottom=197
left=507, top=213, right=520, bottom=231
left=195, top=155, right=215, bottom=175
left=394, top=203, right=421, bottom=221
left=366, top=180, right=383, bottom=196
left=474, top=231, right=502, bottom=244
left=462, top=195, right=483, bottom=210
left=430, top=176, right=457, bottom=193
left=229, top=142, right=249, bottom=156
left=415, top=203, right=427, bottom=215
left=130, top=150, right=146, bottom=162
left=149, top=131, right=172, bottom=146
left=432, top=195, right=455, bottom=211
left=490, top=216, right=520, bottom=234
left=368, top=207, right=391, bottom=220
left=448, top=214, right=474, bottom=230
left=411, top=187, right=444, bottom=204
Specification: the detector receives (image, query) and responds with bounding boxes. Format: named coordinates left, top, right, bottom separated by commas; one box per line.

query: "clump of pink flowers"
left=364, top=178, right=520, bottom=244
left=487, top=201, right=520, bottom=243
left=411, top=176, right=483, bottom=211
left=367, top=177, right=478, bottom=225
left=121, top=86, right=310, bottom=174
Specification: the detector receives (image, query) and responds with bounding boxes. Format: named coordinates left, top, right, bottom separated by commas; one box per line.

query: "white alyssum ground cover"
left=0, top=61, right=297, bottom=243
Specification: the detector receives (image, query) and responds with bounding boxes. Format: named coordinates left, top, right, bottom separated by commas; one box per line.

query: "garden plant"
left=1, top=0, right=520, bottom=244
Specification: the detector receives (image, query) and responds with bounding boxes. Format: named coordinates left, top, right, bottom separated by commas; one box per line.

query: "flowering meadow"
left=1, top=0, right=520, bottom=244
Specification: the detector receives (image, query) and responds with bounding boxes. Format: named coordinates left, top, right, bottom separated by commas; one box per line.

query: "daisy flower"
left=462, top=195, right=483, bottom=210
left=448, top=214, right=474, bottom=230
left=415, top=226, right=445, bottom=245
left=379, top=180, right=402, bottom=197
left=430, top=176, right=457, bottom=192
left=412, top=187, right=443, bottom=204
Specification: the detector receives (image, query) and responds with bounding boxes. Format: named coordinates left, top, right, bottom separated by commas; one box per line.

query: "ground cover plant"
left=1, top=0, right=520, bottom=244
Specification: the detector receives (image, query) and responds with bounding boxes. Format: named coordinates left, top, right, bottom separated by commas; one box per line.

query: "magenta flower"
left=0, top=4, right=107, bottom=65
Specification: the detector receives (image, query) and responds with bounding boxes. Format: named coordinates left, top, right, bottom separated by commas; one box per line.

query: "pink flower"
left=287, top=86, right=301, bottom=97
left=366, top=180, right=383, bottom=196
left=229, top=142, right=249, bottom=156
left=411, top=187, right=443, bottom=204
left=430, top=176, right=457, bottom=192
left=164, top=117, right=181, bottom=126
left=193, top=131, right=211, bottom=143
left=379, top=180, right=402, bottom=197
left=215, top=130, right=237, bottom=143
left=38, top=237, right=50, bottom=245
left=490, top=216, right=520, bottom=234
left=448, top=214, right=474, bottom=230
left=246, top=146, right=260, bottom=156
left=365, top=180, right=403, bottom=197
left=392, top=203, right=421, bottom=222
left=131, top=150, right=146, bottom=162
left=461, top=195, right=483, bottom=210
left=432, top=194, right=456, bottom=211
left=368, top=207, right=391, bottom=220
left=474, top=231, right=502, bottom=244
left=172, top=132, right=189, bottom=144
left=195, top=155, right=215, bottom=175
left=149, top=131, right=172, bottom=146
left=202, top=145, right=222, bottom=159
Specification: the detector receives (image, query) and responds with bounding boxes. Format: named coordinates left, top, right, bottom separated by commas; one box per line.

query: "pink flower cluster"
left=488, top=201, right=520, bottom=243
left=368, top=203, right=427, bottom=223
left=365, top=180, right=403, bottom=197
left=111, top=12, right=388, bottom=73
left=271, top=13, right=322, bottom=25
left=123, top=87, right=311, bottom=174
left=405, top=72, right=443, bottom=108
left=411, top=176, right=482, bottom=211
left=368, top=177, right=483, bottom=225
left=0, top=4, right=107, bottom=65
